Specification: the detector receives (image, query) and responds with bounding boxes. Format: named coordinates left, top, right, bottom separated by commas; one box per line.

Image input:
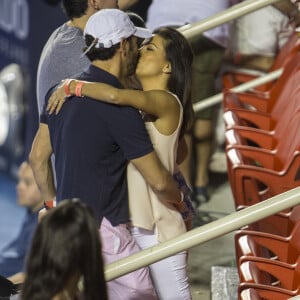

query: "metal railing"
left=193, top=68, right=283, bottom=112
left=179, top=0, right=282, bottom=40
left=178, top=0, right=284, bottom=112
left=105, top=187, right=300, bottom=280
left=105, top=0, right=298, bottom=281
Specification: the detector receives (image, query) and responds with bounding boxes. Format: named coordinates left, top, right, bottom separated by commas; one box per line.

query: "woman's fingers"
left=47, top=93, right=58, bottom=114
left=55, top=98, right=65, bottom=115
left=47, top=89, right=66, bottom=114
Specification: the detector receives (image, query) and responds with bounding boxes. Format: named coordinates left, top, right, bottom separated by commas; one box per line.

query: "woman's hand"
left=47, top=80, right=69, bottom=114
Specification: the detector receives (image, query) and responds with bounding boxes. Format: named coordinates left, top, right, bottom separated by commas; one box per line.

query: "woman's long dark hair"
left=153, top=27, right=194, bottom=137
left=21, top=199, right=107, bottom=300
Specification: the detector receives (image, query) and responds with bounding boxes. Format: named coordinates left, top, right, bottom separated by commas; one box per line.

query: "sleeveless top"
left=127, top=93, right=186, bottom=242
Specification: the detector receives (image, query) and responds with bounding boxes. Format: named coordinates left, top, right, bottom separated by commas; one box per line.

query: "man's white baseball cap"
left=84, top=9, right=152, bottom=48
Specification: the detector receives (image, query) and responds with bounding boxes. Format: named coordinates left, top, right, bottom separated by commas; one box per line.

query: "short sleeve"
left=107, top=106, right=154, bottom=160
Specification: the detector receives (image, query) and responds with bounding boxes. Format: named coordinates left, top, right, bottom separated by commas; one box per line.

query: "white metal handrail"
left=105, top=187, right=300, bottom=281
left=179, top=0, right=281, bottom=40
left=193, top=68, right=283, bottom=112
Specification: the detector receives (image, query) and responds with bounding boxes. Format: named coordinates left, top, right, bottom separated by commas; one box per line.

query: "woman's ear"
left=163, top=63, right=172, bottom=74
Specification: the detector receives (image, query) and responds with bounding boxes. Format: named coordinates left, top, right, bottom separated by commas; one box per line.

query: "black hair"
left=126, top=11, right=146, bottom=28
left=84, top=34, right=120, bottom=61
left=44, top=0, right=61, bottom=6
left=154, top=27, right=195, bottom=136
left=21, top=199, right=107, bottom=300
left=61, top=0, right=88, bottom=19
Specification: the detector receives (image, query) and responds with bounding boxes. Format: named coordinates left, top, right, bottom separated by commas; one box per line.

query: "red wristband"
left=64, top=79, right=73, bottom=97
left=44, top=199, right=55, bottom=210
left=75, top=81, right=84, bottom=97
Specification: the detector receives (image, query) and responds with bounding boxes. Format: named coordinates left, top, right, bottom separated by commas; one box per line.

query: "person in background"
left=37, top=0, right=139, bottom=115
left=146, top=0, right=233, bottom=207
left=48, top=26, right=195, bottom=299
left=228, top=0, right=300, bottom=72
left=0, top=161, right=43, bottom=285
left=21, top=199, right=108, bottom=300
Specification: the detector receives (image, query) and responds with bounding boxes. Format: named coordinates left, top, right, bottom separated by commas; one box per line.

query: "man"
left=37, top=0, right=139, bottom=115
left=30, top=9, right=183, bottom=299
left=229, top=0, right=299, bottom=72
left=0, top=161, right=43, bottom=284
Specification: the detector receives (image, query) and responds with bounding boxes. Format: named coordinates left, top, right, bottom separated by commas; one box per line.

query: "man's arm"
left=131, top=151, right=182, bottom=208
left=29, top=123, right=56, bottom=202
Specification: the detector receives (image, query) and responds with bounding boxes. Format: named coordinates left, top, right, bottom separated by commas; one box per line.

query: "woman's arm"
left=48, top=79, right=179, bottom=120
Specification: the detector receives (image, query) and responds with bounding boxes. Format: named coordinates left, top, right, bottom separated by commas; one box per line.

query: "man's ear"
left=163, top=63, right=172, bottom=74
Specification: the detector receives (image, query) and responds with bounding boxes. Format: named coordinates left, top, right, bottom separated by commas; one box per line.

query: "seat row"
left=224, top=52, right=300, bottom=209
left=221, top=30, right=300, bottom=300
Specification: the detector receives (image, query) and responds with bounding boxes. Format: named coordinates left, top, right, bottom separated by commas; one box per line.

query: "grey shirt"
left=36, top=23, right=90, bottom=114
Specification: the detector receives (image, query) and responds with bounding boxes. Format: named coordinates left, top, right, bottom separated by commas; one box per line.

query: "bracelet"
left=64, top=79, right=74, bottom=97
left=75, top=81, right=84, bottom=97
left=44, top=199, right=55, bottom=210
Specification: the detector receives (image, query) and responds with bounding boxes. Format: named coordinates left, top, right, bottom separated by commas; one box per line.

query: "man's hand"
left=131, top=151, right=182, bottom=207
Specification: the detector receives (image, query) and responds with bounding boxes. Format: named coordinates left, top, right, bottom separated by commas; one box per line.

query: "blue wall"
left=0, top=1, right=66, bottom=178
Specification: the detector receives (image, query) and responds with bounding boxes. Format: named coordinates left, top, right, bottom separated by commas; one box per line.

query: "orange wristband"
left=44, top=199, right=55, bottom=210
left=64, top=79, right=73, bottom=97
left=75, top=81, right=84, bottom=97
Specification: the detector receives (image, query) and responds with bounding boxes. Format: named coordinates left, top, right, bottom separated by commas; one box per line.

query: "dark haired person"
left=37, top=0, right=140, bottom=115
left=21, top=199, right=108, bottom=300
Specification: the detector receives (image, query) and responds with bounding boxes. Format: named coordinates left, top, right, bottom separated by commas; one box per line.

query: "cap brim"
left=134, top=27, right=152, bottom=39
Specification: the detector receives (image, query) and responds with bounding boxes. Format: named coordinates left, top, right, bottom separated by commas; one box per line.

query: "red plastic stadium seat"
left=240, top=204, right=300, bottom=237
left=235, top=218, right=300, bottom=267
left=239, top=285, right=296, bottom=300
left=239, top=256, right=300, bottom=292
left=223, top=56, right=300, bottom=131
left=223, top=30, right=300, bottom=93
left=226, top=109, right=300, bottom=206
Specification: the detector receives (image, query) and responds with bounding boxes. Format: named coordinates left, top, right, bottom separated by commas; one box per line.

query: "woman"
left=21, top=199, right=107, bottom=300
left=48, top=27, right=194, bottom=299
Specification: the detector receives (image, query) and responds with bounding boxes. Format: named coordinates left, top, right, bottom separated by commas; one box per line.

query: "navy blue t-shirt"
left=0, top=210, right=38, bottom=277
left=41, top=65, right=153, bottom=225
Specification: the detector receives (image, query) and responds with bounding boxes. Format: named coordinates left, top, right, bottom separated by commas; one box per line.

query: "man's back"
left=44, top=65, right=153, bottom=225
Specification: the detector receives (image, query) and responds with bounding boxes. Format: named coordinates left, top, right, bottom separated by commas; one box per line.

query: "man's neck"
left=68, top=15, right=89, bottom=31
left=92, top=58, right=123, bottom=83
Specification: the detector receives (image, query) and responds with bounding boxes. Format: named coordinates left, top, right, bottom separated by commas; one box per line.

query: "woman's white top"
left=127, top=94, right=186, bottom=242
